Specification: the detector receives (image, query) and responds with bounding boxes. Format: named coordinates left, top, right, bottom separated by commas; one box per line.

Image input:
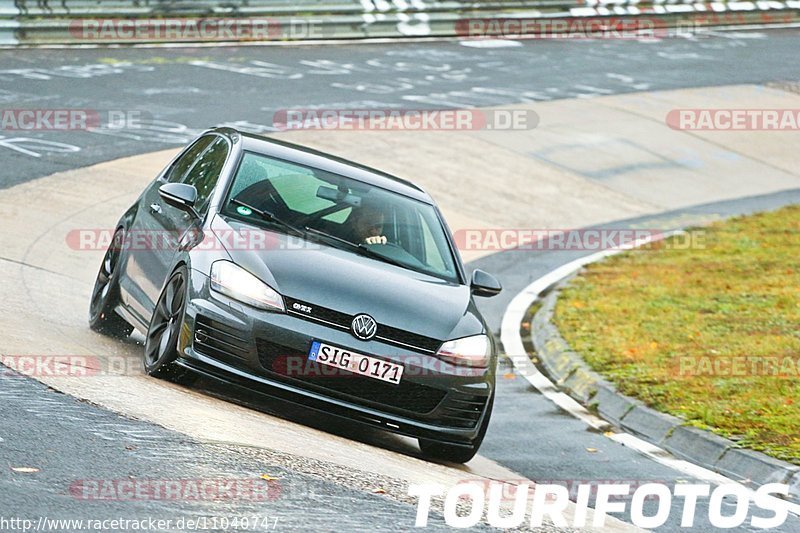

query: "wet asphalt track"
left=1, top=32, right=800, bottom=531
left=0, top=369, right=464, bottom=531
left=2, top=30, right=800, bottom=189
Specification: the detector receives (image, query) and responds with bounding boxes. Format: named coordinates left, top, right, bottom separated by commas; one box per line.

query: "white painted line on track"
left=499, top=231, right=800, bottom=517
left=459, top=39, right=523, bottom=48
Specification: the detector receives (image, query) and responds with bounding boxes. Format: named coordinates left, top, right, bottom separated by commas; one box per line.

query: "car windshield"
left=221, top=151, right=460, bottom=283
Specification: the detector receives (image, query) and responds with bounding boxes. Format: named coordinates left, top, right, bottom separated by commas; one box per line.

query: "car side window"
left=165, top=136, right=214, bottom=184
left=179, top=137, right=230, bottom=215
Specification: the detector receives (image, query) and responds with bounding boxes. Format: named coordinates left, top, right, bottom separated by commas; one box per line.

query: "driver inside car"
left=347, top=204, right=388, bottom=245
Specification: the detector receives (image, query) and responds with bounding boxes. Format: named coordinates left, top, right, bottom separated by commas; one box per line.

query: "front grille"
left=437, top=391, right=489, bottom=428
left=257, top=338, right=447, bottom=415
left=284, top=297, right=442, bottom=354
left=288, top=300, right=351, bottom=328
left=377, top=324, right=441, bottom=353
left=194, top=315, right=251, bottom=361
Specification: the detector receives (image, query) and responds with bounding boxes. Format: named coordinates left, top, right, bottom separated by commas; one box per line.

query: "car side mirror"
left=159, top=183, right=200, bottom=218
left=470, top=269, right=502, bottom=297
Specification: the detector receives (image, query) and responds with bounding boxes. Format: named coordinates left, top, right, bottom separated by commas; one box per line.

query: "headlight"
left=210, top=260, right=284, bottom=312
left=436, top=334, right=491, bottom=368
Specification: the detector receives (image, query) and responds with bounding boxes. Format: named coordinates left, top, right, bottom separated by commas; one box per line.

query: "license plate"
left=308, top=341, right=404, bottom=385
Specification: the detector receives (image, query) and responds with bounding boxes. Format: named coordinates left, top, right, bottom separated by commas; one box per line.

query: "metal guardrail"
left=4, top=1, right=575, bottom=17
left=2, top=0, right=799, bottom=45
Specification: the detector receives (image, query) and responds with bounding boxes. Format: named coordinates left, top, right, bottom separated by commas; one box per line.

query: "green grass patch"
left=554, top=205, right=800, bottom=464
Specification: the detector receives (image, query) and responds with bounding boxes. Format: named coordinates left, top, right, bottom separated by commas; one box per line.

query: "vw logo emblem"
left=351, top=314, right=377, bottom=340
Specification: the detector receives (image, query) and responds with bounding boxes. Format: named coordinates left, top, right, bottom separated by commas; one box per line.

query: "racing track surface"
left=1, top=33, right=800, bottom=531
left=3, top=30, right=800, bottom=188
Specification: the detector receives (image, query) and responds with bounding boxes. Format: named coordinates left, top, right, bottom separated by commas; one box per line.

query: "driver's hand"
left=364, top=235, right=387, bottom=245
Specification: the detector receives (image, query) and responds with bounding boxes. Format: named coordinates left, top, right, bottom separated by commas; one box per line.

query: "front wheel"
left=89, top=228, right=134, bottom=337
left=419, top=394, right=494, bottom=464
left=143, top=265, right=194, bottom=383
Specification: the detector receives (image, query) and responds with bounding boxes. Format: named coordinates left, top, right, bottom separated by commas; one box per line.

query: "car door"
left=122, top=135, right=229, bottom=322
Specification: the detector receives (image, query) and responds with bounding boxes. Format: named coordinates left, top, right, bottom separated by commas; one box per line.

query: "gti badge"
left=351, top=314, right=377, bottom=340
left=292, top=302, right=313, bottom=314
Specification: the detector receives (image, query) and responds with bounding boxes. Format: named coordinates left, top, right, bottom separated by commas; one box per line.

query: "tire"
left=89, top=228, right=134, bottom=338
left=143, top=265, right=195, bottom=383
left=419, top=394, right=494, bottom=464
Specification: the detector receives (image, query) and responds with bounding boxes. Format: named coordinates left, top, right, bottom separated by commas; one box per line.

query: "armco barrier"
left=2, top=1, right=800, bottom=47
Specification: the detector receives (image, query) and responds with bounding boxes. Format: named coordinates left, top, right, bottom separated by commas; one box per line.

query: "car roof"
left=213, top=127, right=434, bottom=204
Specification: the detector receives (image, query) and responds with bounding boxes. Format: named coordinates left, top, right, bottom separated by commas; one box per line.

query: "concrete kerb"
left=790, top=472, right=800, bottom=502
left=529, top=279, right=800, bottom=501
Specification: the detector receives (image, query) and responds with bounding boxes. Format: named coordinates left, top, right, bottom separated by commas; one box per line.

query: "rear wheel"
left=143, top=265, right=194, bottom=383
left=419, top=394, right=494, bottom=464
left=89, top=229, right=134, bottom=337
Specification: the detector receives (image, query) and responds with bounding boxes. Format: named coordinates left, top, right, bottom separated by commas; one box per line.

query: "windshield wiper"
left=304, top=227, right=408, bottom=269
left=230, top=201, right=408, bottom=269
left=230, top=199, right=306, bottom=238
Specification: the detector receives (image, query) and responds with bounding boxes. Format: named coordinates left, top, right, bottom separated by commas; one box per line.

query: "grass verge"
left=554, top=205, right=800, bottom=464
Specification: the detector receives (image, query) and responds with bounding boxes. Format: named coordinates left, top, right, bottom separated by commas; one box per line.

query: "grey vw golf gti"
left=89, top=128, right=502, bottom=463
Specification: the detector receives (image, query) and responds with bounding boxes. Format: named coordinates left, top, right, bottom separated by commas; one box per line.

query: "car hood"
left=210, top=215, right=483, bottom=341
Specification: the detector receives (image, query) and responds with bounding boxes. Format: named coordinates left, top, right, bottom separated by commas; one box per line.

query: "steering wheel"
left=367, top=241, right=402, bottom=250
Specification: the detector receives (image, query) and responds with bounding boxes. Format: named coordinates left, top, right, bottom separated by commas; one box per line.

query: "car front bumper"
left=177, top=268, right=495, bottom=446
